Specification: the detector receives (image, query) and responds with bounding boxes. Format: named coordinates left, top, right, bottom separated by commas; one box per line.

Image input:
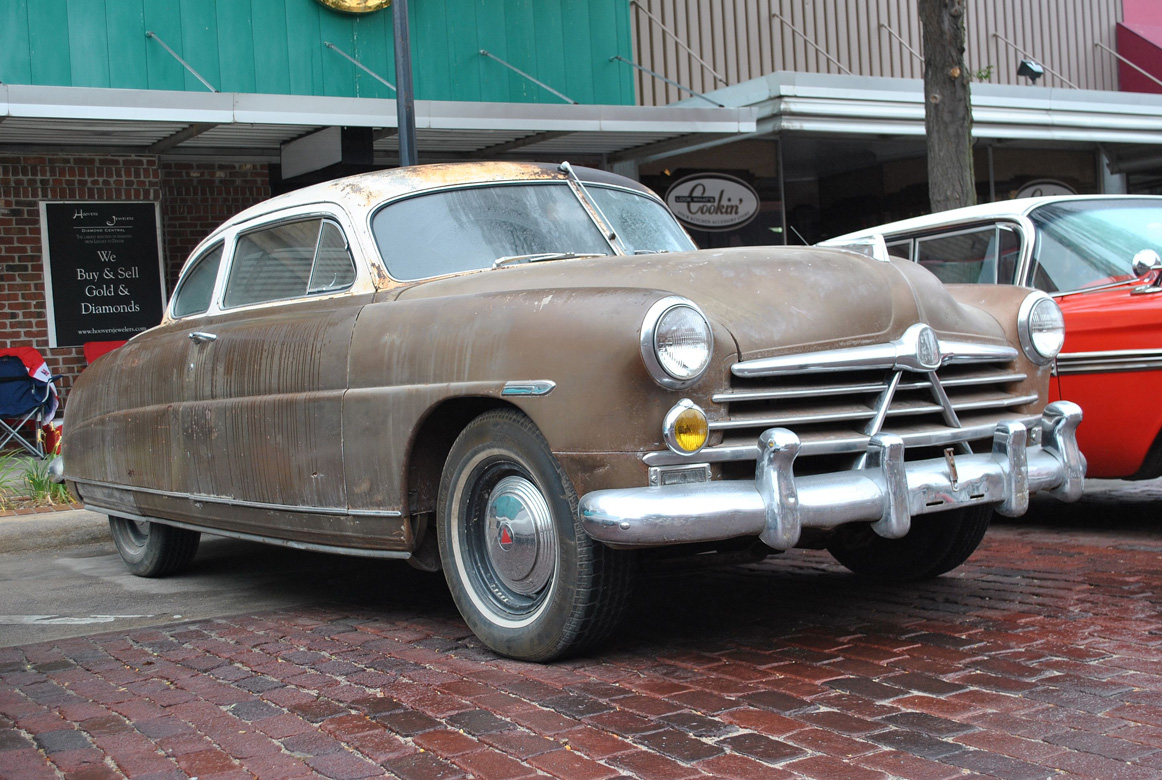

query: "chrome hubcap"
left=483, top=475, right=556, bottom=596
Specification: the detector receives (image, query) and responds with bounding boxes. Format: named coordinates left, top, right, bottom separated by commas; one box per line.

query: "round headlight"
left=641, top=297, right=713, bottom=388
left=1018, top=292, right=1065, bottom=365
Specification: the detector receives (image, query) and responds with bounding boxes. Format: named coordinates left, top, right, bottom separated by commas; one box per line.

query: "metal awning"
left=0, top=84, right=757, bottom=165
left=694, top=72, right=1162, bottom=146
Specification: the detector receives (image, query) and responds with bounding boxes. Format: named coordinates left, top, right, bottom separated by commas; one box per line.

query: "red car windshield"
left=1029, top=199, right=1162, bottom=292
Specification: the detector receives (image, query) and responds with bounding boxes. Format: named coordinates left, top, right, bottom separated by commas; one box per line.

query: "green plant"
left=972, top=64, right=994, bottom=82
left=0, top=449, right=27, bottom=506
left=24, top=455, right=71, bottom=505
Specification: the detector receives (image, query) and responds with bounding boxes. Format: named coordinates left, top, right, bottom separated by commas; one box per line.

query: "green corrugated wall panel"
left=597, top=0, right=633, bottom=105
left=530, top=1, right=567, bottom=103
left=284, top=3, right=324, bottom=94
left=318, top=11, right=356, bottom=97
left=143, top=3, right=185, bottom=91
left=67, top=0, right=110, bottom=87
left=501, top=0, right=537, bottom=101
left=475, top=0, right=508, bottom=103
left=352, top=11, right=394, bottom=99
left=27, top=0, right=71, bottom=86
left=179, top=0, right=222, bottom=92
left=4, top=0, right=635, bottom=105
left=250, top=1, right=291, bottom=94
left=0, top=1, right=33, bottom=85
left=105, top=0, right=147, bottom=89
left=561, top=4, right=595, bottom=104
left=217, top=0, right=256, bottom=93
left=447, top=1, right=482, bottom=102
left=414, top=1, right=451, bottom=100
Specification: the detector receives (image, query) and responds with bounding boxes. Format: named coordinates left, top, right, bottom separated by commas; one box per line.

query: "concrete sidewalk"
left=0, top=507, right=109, bottom=554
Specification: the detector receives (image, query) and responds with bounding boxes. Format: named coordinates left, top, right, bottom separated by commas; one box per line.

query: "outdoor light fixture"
left=1017, top=59, right=1044, bottom=82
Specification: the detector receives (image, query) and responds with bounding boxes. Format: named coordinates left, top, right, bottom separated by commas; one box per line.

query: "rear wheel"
left=108, top=516, right=200, bottom=577
left=826, top=505, right=991, bottom=581
left=437, top=410, right=635, bottom=661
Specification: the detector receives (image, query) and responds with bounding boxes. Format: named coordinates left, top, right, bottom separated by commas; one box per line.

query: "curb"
left=0, top=507, right=110, bottom=555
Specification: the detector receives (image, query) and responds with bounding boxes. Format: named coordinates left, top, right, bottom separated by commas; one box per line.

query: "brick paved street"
left=2, top=487, right=1161, bottom=779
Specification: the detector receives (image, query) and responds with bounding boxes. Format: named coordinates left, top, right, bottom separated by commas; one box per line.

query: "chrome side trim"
left=733, top=328, right=1016, bottom=378
left=100, top=507, right=411, bottom=560
left=938, top=340, right=1019, bottom=364
left=501, top=380, right=557, bottom=397
left=642, top=415, right=1043, bottom=466
left=68, top=476, right=403, bottom=518
left=581, top=403, right=1083, bottom=551
left=1055, top=348, right=1162, bottom=375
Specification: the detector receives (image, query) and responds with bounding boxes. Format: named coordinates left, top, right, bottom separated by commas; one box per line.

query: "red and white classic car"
left=824, top=195, right=1162, bottom=480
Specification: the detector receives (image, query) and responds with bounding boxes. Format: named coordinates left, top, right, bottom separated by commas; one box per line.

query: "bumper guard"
left=579, top=401, right=1085, bottom=551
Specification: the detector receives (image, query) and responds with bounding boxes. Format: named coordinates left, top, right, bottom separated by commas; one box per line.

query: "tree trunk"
left=919, top=0, right=976, bottom=212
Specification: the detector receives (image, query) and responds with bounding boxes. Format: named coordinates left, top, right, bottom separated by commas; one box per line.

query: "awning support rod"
left=393, top=0, right=417, bottom=167
left=145, top=32, right=218, bottom=93
left=1094, top=41, right=1162, bottom=90
left=771, top=12, right=853, bottom=75
left=879, top=23, right=924, bottom=64
left=629, top=0, right=726, bottom=86
left=992, top=32, right=1079, bottom=88
left=609, top=55, right=723, bottom=107
left=479, top=50, right=576, bottom=104
left=325, top=42, right=396, bottom=92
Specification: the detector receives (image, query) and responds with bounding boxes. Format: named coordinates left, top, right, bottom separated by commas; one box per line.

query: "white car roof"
left=822, top=194, right=1162, bottom=245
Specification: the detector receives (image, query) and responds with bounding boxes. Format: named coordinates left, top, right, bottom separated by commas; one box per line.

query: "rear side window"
left=915, top=224, right=1020, bottom=285
left=224, top=218, right=356, bottom=308
left=172, top=243, right=223, bottom=318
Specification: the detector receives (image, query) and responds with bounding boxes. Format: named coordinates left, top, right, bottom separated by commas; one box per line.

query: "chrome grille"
left=644, top=329, right=1039, bottom=471
left=713, top=362, right=1033, bottom=458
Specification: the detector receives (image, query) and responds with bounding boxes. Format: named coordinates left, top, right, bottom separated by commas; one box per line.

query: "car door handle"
left=188, top=332, right=218, bottom=344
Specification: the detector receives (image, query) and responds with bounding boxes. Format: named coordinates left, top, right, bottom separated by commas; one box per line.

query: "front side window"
left=172, top=243, right=223, bottom=318
left=372, top=183, right=612, bottom=281
left=915, top=224, right=1020, bottom=285
left=1028, top=200, right=1162, bottom=292
left=223, top=218, right=356, bottom=308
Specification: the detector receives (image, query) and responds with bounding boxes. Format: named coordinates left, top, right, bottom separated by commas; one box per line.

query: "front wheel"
left=437, top=410, right=635, bottom=662
left=108, top=516, right=200, bottom=577
left=826, top=505, right=991, bottom=581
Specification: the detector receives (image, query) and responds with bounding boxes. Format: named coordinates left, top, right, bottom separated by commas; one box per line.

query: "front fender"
left=343, top=287, right=737, bottom=512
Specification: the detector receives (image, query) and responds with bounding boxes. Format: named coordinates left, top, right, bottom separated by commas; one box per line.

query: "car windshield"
left=1028, top=199, right=1162, bottom=292
left=586, top=185, right=696, bottom=254
left=372, top=182, right=612, bottom=281
left=371, top=181, right=695, bottom=280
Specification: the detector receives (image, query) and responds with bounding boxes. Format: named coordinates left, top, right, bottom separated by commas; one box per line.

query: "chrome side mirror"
left=1132, top=249, right=1162, bottom=278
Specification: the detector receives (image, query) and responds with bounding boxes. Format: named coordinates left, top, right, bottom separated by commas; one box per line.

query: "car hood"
left=391, top=246, right=1005, bottom=359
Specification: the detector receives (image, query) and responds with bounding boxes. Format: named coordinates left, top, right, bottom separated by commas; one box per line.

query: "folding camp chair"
left=0, top=355, right=60, bottom=458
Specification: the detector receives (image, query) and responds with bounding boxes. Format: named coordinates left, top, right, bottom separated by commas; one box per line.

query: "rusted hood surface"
left=393, top=246, right=1005, bottom=359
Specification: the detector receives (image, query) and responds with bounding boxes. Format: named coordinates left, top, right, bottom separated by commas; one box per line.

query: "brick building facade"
left=0, top=156, right=270, bottom=401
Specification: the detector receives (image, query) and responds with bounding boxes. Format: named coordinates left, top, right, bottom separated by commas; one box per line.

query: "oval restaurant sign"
left=315, top=0, right=391, bottom=12
left=665, top=173, right=760, bottom=232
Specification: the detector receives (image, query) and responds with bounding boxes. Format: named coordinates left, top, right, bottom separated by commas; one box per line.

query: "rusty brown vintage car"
left=63, top=162, right=1085, bottom=661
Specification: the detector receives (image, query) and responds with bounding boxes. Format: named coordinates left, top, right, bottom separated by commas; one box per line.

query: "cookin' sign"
left=665, top=173, right=759, bottom=231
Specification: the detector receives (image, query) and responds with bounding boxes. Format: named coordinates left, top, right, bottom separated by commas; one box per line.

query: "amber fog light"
left=664, top=399, right=709, bottom=456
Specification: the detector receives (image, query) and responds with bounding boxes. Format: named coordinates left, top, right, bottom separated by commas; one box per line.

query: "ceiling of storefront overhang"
left=0, top=85, right=757, bottom=166
left=684, top=72, right=1162, bottom=189
left=5, top=73, right=1162, bottom=190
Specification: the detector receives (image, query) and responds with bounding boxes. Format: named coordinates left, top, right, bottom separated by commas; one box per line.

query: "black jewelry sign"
left=39, top=202, right=167, bottom=348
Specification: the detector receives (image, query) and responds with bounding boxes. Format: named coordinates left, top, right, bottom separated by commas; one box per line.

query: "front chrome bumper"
left=579, top=401, right=1085, bottom=551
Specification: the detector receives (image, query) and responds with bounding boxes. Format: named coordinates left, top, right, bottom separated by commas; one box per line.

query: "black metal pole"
left=392, top=0, right=417, bottom=167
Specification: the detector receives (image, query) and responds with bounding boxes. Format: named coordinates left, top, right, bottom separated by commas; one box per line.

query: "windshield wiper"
left=492, top=252, right=607, bottom=268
